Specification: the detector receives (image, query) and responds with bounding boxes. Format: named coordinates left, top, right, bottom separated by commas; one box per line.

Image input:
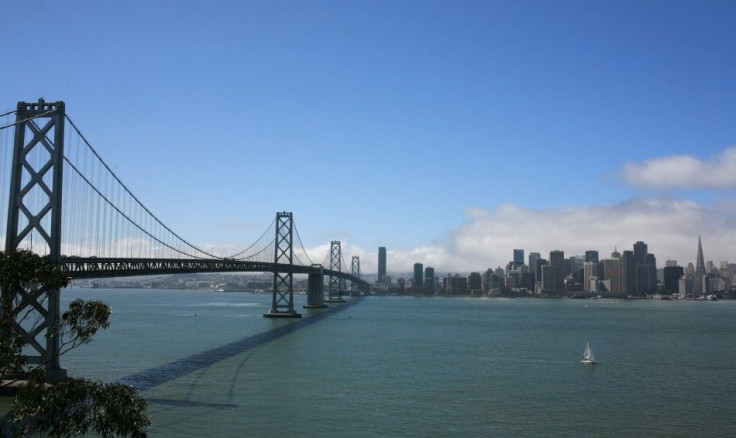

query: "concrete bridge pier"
left=304, top=269, right=328, bottom=309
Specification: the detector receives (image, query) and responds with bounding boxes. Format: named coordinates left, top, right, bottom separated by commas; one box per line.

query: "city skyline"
left=2, top=2, right=735, bottom=273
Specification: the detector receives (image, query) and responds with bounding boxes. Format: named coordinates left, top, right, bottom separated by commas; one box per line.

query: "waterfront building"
left=378, top=247, right=387, bottom=283
left=444, top=274, right=468, bottom=295
left=468, top=272, right=482, bottom=292
left=663, top=265, right=684, bottom=294
left=413, top=263, right=424, bottom=291
left=679, top=275, right=694, bottom=297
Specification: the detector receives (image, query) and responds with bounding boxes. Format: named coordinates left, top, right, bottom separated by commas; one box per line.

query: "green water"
left=37, top=289, right=736, bottom=436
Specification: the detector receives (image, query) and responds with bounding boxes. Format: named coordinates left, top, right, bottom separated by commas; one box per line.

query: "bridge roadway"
left=59, top=257, right=370, bottom=288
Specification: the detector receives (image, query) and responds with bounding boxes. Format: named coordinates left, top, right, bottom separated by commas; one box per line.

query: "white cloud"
left=315, top=199, right=736, bottom=274
left=623, top=147, right=736, bottom=189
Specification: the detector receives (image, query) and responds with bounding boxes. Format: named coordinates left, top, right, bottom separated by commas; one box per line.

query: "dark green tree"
left=0, top=250, right=150, bottom=437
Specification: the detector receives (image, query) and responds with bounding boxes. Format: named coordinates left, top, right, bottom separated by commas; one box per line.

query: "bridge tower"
left=264, top=212, right=301, bottom=318
left=350, top=256, right=361, bottom=296
left=325, top=241, right=345, bottom=303
left=4, top=99, right=67, bottom=381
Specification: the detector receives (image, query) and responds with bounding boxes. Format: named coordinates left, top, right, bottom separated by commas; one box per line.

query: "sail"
left=583, top=341, right=595, bottom=362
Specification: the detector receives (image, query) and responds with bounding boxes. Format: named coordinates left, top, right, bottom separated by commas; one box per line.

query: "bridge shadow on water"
left=117, top=297, right=365, bottom=393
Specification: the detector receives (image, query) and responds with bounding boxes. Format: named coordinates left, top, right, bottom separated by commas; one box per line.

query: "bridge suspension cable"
left=60, top=115, right=229, bottom=259
left=292, top=220, right=314, bottom=267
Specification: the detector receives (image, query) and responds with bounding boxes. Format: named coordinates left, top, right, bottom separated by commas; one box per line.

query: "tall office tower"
left=632, top=241, right=650, bottom=295
left=620, top=250, right=636, bottom=295
left=549, top=250, right=565, bottom=292
left=602, top=258, right=621, bottom=294
left=413, top=263, right=424, bottom=291
left=378, top=247, right=387, bottom=283
left=425, top=266, right=435, bottom=292
left=645, top=253, right=657, bottom=295
left=666, top=260, right=678, bottom=267
left=513, top=249, right=524, bottom=266
left=694, top=236, right=706, bottom=295
left=541, top=265, right=556, bottom=293
left=633, top=241, right=648, bottom=264
left=482, top=268, right=494, bottom=292
left=611, top=247, right=621, bottom=259
left=528, top=252, right=541, bottom=282
left=583, top=261, right=598, bottom=293
left=535, top=259, right=548, bottom=287
left=663, top=264, right=684, bottom=294
left=468, top=272, right=482, bottom=291
left=585, top=250, right=599, bottom=264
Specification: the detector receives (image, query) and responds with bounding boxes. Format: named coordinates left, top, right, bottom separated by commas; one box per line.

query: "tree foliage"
left=0, top=249, right=150, bottom=437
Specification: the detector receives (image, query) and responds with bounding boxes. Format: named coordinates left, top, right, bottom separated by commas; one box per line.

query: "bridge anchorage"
left=325, top=241, right=346, bottom=303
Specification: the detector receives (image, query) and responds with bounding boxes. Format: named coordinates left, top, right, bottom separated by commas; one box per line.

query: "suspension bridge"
left=1, top=99, right=371, bottom=381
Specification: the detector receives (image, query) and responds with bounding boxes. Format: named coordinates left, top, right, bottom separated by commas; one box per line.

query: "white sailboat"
left=580, top=340, right=596, bottom=364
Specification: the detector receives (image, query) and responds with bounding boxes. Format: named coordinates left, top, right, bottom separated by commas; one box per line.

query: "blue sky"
left=2, top=1, right=735, bottom=272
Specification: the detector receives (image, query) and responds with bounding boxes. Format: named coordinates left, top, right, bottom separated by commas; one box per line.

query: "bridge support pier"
left=304, top=266, right=327, bottom=309
left=264, top=212, right=301, bottom=318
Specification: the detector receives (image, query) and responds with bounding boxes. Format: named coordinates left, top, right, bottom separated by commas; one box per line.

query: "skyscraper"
left=528, top=252, right=541, bottom=284
left=513, top=249, right=524, bottom=265
left=585, top=250, right=599, bottom=263
left=549, top=250, right=565, bottom=293
left=695, top=236, right=706, bottom=296
left=620, top=250, right=635, bottom=295
left=663, top=264, right=684, bottom=294
left=378, top=247, right=387, bottom=283
left=413, top=263, right=424, bottom=290
left=633, top=241, right=647, bottom=264
left=425, top=266, right=435, bottom=292
left=584, top=261, right=598, bottom=294
left=603, top=258, right=621, bottom=295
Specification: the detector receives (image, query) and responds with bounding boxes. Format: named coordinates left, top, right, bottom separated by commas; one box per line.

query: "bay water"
left=38, top=289, right=736, bottom=436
